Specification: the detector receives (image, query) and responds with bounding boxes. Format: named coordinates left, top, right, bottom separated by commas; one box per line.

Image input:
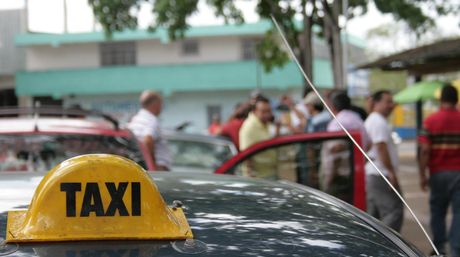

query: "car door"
left=215, top=131, right=366, bottom=210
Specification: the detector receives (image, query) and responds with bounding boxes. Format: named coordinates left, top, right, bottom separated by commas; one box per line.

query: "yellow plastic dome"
left=6, top=154, right=192, bottom=243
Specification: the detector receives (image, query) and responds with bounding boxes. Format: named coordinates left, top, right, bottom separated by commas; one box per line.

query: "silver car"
left=163, top=130, right=237, bottom=173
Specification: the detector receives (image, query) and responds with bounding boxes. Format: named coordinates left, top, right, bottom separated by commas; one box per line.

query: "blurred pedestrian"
left=219, top=102, right=251, bottom=150
left=350, top=105, right=368, bottom=121
left=249, top=88, right=264, bottom=106
left=128, top=90, right=171, bottom=171
left=208, top=114, right=222, bottom=135
left=365, top=90, right=403, bottom=232
left=321, top=91, right=370, bottom=202
left=296, top=92, right=330, bottom=187
left=304, top=92, right=331, bottom=133
left=277, top=94, right=306, bottom=134
left=327, top=91, right=370, bottom=150
left=419, top=83, right=460, bottom=257
left=239, top=96, right=278, bottom=179
left=296, top=89, right=312, bottom=121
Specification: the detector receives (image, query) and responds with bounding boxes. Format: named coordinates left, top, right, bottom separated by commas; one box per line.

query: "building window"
left=0, top=89, right=17, bottom=107
left=99, top=41, right=136, bottom=66
left=182, top=40, right=199, bottom=56
left=241, top=39, right=259, bottom=60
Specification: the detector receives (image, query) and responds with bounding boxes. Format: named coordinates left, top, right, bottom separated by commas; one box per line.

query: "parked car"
left=0, top=107, right=154, bottom=172
left=215, top=131, right=367, bottom=210
left=0, top=157, right=426, bottom=256
left=163, top=130, right=237, bottom=173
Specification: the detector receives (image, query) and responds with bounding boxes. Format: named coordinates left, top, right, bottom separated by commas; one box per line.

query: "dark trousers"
left=366, top=174, right=404, bottom=232
left=429, top=171, right=460, bottom=257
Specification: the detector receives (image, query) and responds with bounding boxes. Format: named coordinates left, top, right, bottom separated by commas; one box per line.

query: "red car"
left=1, top=107, right=366, bottom=210
left=0, top=107, right=154, bottom=172
left=215, top=131, right=366, bottom=210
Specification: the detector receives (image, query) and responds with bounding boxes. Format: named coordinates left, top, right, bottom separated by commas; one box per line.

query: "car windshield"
left=168, top=138, right=234, bottom=171
left=0, top=134, right=146, bottom=172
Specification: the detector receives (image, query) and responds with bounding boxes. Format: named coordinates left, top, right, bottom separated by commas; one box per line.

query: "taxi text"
left=60, top=182, right=141, bottom=217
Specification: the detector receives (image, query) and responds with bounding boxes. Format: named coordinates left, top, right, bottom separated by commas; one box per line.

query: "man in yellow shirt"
left=239, top=96, right=278, bottom=179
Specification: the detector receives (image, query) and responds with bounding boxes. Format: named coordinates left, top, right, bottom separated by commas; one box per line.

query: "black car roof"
left=0, top=172, right=409, bottom=257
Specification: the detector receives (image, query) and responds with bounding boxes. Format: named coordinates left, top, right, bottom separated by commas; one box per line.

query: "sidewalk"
left=398, top=140, right=433, bottom=255
left=398, top=139, right=417, bottom=160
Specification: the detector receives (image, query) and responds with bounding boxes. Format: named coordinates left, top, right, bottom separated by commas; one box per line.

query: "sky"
left=1, top=0, right=459, bottom=54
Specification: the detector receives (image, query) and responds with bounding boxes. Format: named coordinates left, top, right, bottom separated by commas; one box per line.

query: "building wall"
left=0, top=75, right=14, bottom=90
left=25, top=35, right=259, bottom=71
left=23, top=35, right=344, bottom=71
left=0, top=9, right=25, bottom=106
left=0, top=9, right=25, bottom=76
left=137, top=36, right=247, bottom=65
left=26, top=43, right=99, bottom=71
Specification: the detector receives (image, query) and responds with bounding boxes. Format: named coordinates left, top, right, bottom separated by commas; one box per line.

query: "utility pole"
left=23, top=0, right=29, bottom=32
left=63, top=0, right=68, bottom=33
left=342, top=0, right=349, bottom=89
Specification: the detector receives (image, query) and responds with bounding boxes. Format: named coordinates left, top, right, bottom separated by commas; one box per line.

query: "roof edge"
left=16, top=20, right=365, bottom=48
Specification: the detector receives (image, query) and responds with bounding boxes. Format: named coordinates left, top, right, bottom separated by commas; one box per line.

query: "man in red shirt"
left=419, top=83, right=460, bottom=257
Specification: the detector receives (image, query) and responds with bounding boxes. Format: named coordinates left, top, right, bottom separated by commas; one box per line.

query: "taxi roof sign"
left=5, top=154, right=193, bottom=243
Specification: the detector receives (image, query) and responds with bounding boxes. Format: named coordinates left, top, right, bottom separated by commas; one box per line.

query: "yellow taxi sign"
left=6, top=154, right=193, bottom=243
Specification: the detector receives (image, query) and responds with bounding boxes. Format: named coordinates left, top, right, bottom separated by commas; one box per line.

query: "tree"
left=89, top=0, right=459, bottom=92
left=309, top=0, right=459, bottom=88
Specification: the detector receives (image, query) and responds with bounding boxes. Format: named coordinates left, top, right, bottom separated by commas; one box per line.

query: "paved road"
left=397, top=140, right=452, bottom=255
left=398, top=140, right=431, bottom=254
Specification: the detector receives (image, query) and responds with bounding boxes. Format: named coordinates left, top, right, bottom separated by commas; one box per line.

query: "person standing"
left=208, top=114, right=222, bottom=135
left=239, top=96, right=278, bottom=179
left=364, top=90, right=403, bottom=232
left=419, top=84, right=460, bottom=257
left=327, top=91, right=371, bottom=149
left=128, top=90, right=171, bottom=171
left=322, top=91, right=370, bottom=202
left=303, top=92, right=331, bottom=133
left=277, top=94, right=306, bottom=134
left=219, top=102, right=251, bottom=150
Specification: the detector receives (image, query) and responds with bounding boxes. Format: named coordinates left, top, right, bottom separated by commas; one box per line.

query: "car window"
left=0, top=134, right=146, bottom=172
left=228, top=138, right=356, bottom=204
left=168, top=139, right=234, bottom=171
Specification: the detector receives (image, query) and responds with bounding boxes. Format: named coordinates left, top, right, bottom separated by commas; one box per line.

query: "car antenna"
left=270, top=15, right=440, bottom=256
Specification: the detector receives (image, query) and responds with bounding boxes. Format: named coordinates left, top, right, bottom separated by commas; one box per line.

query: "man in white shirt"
left=364, top=90, right=403, bottom=232
left=128, top=90, right=171, bottom=171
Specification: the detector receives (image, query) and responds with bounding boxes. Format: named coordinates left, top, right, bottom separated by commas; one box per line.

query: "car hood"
left=0, top=172, right=411, bottom=257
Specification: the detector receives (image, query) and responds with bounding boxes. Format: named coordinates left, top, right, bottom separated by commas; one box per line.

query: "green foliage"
left=254, top=0, right=302, bottom=72
left=374, top=0, right=433, bottom=35
left=256, top=29, right=289, bottom=72
left=88, top=0, right=140, bottom=38
left=152, top=0, right=199, bottom=40
left=373, top=0, right=459, bottom=36
left=206, top=0, right=244, bottom=24
left=346, top=0, right=369, bottom=20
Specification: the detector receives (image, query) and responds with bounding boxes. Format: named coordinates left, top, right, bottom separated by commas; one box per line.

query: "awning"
left=394, top=81, right=443, bottom=104
left=356, top=38, right=460, bottom=76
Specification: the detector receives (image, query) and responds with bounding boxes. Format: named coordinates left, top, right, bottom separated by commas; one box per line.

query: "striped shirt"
left=418, top=108, right=460, bottom=174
